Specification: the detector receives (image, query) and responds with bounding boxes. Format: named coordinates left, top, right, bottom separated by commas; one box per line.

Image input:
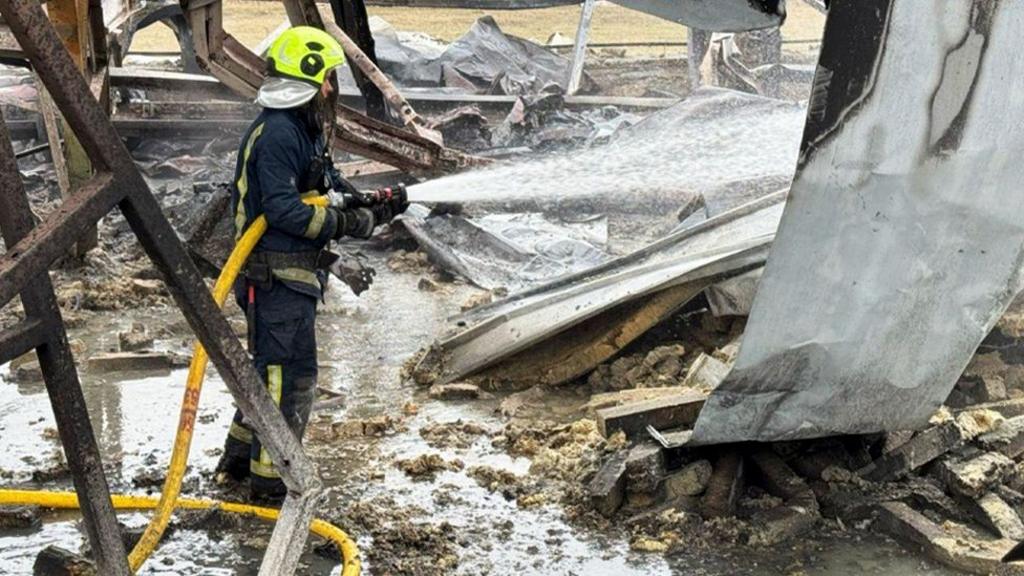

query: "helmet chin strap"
left=323, top=70, right=339, bottom=151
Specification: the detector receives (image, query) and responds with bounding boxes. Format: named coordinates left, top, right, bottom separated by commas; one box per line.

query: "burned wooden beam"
left=596, top=391, right=707, bottom=439
left=747, top=449, right=819, bottom=545
left=0, top=318, right=47, bottom=366
left=589, top=451, right=629, bottom=517
left=0, top=173, right=120, bottom=307
left=857, top=422, right=966, bottom=483
left=701, top=451, right=744, bottom=519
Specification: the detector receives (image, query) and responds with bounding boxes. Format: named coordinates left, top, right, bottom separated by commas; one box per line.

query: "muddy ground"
left=0, top=247, right=957, bottom=575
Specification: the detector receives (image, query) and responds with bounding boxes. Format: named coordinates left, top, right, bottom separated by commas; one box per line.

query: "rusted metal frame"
left=321, top=20, right=443, bottom=144
left=3, top=2, right=323, bottom=574
left=287, top=0, right=442, bottom=142
left=183, top=0, right=484, bottom=175
left=106, top=1, right=200, bottom=73
left=0, top=111, right=132, bottom=576
left=0, top=172, right=118, bottom=307
left=0, top=318, right=46, bottom=366
left=116, top=186, right=324, bottom=576
left=333, top=106, right=448, bottom=172
left=123, top=100, right=258, bottom=119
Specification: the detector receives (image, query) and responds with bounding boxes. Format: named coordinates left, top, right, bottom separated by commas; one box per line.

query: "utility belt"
left=242, top=250, right=327, bottom=290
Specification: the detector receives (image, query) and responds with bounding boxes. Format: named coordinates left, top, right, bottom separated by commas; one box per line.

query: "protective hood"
left=256, top=76, right=319, bottom=109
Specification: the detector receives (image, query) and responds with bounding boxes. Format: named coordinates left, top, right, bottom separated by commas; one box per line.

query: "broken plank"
left=596, top=391, right=707, bottom=439
left=936, top=452, right=1014, bottom=499
left=584, top=387, right=691, bottom=415
left=857, top=422, right=965, bottom=482
left=701, top=451, right=744, bottom=519
left=749, top=449, right=818, bottom=513
left=624, top=443, right=665, bottom=495
left=87, top=352, right=173, bottom=373
left=589, top=451, right=629, bottom=517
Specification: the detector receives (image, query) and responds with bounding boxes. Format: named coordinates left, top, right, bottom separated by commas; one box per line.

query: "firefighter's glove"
left=331, top=206, right=375, bottom=240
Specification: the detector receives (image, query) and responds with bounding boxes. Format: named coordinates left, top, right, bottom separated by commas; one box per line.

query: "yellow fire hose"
left=0, top=196, right=360, bottom=575
left=0, top=489, right=360, bottom=574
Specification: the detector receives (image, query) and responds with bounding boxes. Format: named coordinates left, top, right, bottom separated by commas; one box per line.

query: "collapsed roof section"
left=693, top=0, right=1024, bottom=443
left=413, top=192, right=784, bottom=390
left=411, top=89, right=805, bottom=389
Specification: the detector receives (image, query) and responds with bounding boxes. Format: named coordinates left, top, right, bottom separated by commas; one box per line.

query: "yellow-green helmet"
left=266, top=26, right=346, bottom=87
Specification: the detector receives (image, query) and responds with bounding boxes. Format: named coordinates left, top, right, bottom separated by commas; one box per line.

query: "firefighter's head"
left=257, top=26, right=346, bottom=109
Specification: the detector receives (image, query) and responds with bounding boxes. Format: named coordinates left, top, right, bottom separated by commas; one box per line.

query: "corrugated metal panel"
left=693, top=0, right=1024, bottom=444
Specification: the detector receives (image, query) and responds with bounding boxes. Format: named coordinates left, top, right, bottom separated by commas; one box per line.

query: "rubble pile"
left=411, top=300, right=1024, bottom=573
left=581, top=383, right=1024, bottom=574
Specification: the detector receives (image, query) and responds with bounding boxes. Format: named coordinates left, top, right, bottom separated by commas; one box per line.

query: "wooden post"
left=46, top=0, right=99, bottom=256
left=33, top=77, right=71, bottom=196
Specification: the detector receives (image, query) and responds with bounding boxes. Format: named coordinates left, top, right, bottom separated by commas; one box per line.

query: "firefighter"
left=215, top=26, right=406, bottom=500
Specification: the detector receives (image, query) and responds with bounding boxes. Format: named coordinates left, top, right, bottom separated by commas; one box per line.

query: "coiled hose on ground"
left=0, top=196, right=360, bottom=575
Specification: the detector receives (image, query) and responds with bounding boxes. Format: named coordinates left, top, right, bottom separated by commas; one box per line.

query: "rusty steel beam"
left=0, top=2, right=324, bottom=573
left=0, top=318, right=46, bottom=366
left=0, top=173, right=119, bottom=307
left=322, top=20, right=442, bottom=143
left=0, top=111, right=132, bottom=576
